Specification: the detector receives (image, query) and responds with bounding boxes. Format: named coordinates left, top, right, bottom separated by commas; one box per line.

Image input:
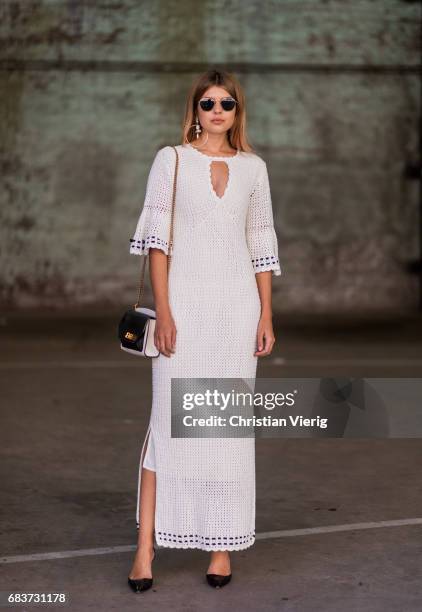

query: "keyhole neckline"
left=207, top=159, right=231, bottom=200
left=186, top=142, right=240, bottom=160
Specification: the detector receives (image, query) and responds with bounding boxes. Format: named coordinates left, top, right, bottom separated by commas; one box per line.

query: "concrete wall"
left=0, top=0, right=420, bottom=312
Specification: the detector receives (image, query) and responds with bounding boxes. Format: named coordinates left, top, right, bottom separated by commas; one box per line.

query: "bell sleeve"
left=246, top=159, right=281, bottom=276
left=129, top=146, right=175, bottom=256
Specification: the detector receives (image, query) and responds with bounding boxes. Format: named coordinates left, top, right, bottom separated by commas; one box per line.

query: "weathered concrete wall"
left=0, top=0, right=420, bottom=312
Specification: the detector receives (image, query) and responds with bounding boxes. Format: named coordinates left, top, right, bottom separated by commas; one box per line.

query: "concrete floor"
left=1, top=309, right=421, bottom=611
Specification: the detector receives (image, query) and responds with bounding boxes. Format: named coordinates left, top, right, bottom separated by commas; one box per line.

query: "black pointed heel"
left=128, top=546, right=156, bottom=593
left=206, top=572, right=232, bottom=588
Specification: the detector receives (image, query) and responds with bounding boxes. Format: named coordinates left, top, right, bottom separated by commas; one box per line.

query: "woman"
left=127, top=69, right=281, bottom=592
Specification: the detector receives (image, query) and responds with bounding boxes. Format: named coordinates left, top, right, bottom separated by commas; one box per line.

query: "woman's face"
left=196, top=86, right=237, bottom=137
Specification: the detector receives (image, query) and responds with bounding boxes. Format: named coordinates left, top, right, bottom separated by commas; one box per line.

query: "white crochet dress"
left=129, top=142, right=281, bottom=551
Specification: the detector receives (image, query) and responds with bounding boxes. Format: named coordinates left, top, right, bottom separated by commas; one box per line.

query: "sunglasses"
left=198, top=97, right=237, bottom=112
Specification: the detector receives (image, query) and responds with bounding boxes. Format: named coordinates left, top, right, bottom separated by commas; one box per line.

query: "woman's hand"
left=154, top=308, right=177, bottom=357
left=254, top=313, right=275, bottom=357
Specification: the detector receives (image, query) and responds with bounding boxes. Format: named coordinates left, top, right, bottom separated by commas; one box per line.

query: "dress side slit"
left=135, top=422, right=155, bottom=530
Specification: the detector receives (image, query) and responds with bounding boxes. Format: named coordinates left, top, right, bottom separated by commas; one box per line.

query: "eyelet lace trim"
left=129, top=235, right=169, bottom=252
left=252, top=255, right=279, bottom=268
left=156, top=530, right=254, bottom=544
left=135, top=526, right=255, bottom=550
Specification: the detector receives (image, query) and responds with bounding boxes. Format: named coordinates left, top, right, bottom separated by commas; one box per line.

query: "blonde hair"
left=180, top=69, right=255, bottom=153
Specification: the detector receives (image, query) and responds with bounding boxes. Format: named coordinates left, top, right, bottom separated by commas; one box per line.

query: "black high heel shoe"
left=206, top=572, right=232, bottom=589
left=128, top=546, right=156, bottom=593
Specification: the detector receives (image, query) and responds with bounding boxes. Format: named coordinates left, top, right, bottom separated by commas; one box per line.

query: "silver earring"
left=184, top=116, right=209, bottom=148
left=195, top=115, right=201, bottom=139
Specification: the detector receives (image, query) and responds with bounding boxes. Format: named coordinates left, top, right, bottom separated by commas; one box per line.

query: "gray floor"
left=1, top=310, right=421, bottom=611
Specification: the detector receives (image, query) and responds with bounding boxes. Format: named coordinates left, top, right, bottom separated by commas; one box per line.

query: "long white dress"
left=129, top=142, right=281, bottom=551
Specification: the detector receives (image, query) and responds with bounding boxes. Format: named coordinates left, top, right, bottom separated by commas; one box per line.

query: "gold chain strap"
left=134, top=146, right=179, bottom=309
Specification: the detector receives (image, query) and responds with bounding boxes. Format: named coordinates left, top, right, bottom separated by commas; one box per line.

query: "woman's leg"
left=207, top=551, right=231, bottom=576
left=128, top=467, right=156, bottom=579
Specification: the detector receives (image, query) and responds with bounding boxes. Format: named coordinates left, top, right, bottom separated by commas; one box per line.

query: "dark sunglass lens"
left=221, top=99, right=236, bottom=111
left=199, top=99, right=214, bottom=111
